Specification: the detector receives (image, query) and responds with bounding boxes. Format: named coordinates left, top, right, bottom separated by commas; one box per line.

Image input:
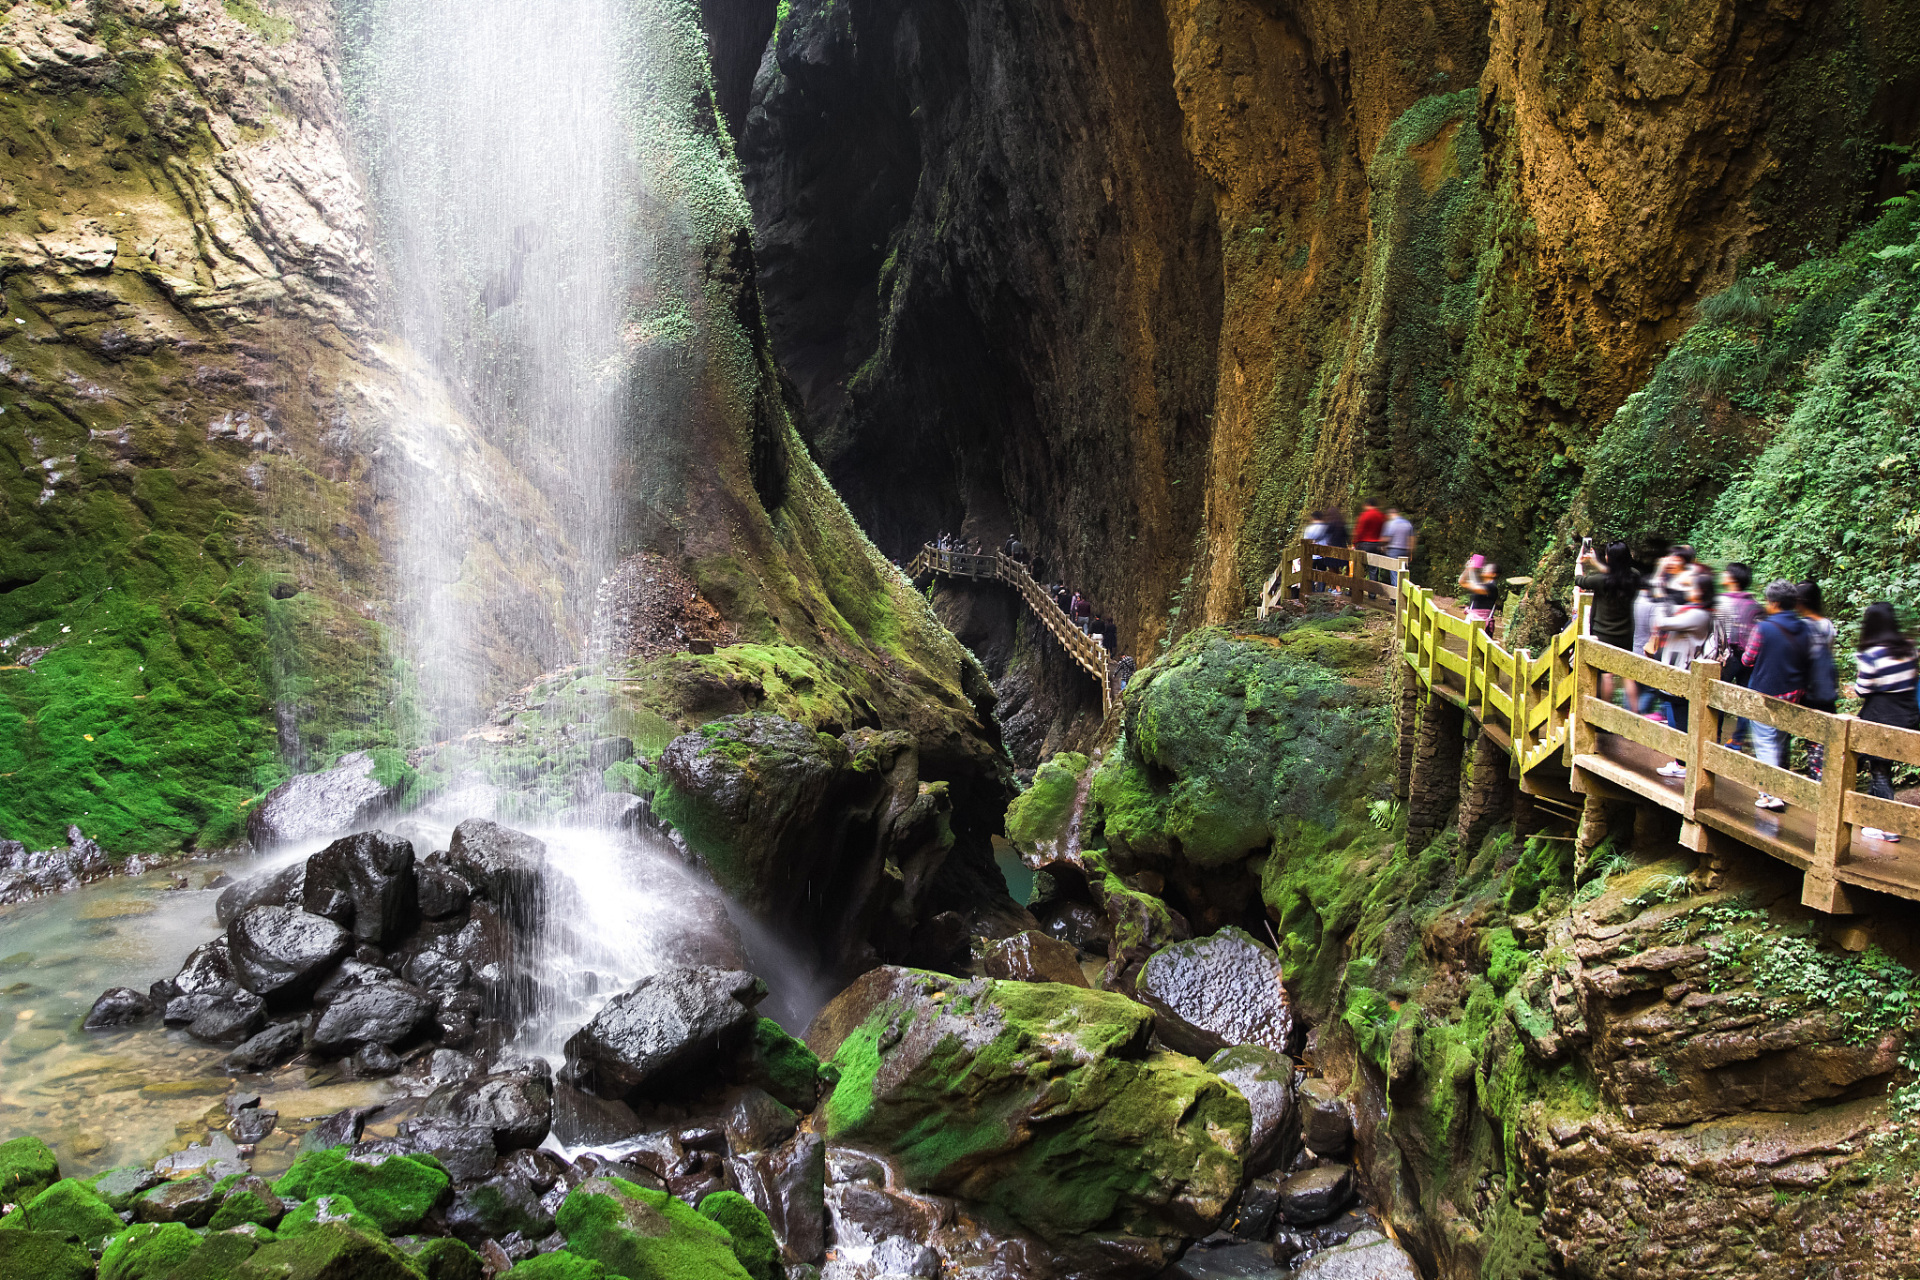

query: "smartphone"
left=1579, top=536, right=1593, bottom=558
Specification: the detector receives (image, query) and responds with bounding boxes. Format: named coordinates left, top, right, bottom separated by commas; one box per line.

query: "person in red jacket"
left=1353, top=498, right=1386, bottom=582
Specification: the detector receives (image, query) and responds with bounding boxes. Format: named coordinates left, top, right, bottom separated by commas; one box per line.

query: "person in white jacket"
left=1647, top=567, right=1716, bottom=780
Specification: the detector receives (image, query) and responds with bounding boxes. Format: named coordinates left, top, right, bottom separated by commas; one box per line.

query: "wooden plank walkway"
left=1335, top=537, right=1920, bottom=914
left=907, top=546, right=1114, bottom=710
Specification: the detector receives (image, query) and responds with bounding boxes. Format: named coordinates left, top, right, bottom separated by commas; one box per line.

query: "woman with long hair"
left=1848, top=602, right=1918, bottom=844
left=1647, top=567, right=1717, bottom=780
left=1575, top=540, right=1642, bottom=706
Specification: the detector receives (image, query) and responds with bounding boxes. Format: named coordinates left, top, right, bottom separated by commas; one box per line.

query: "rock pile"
left=0, top=826, right=109, bottom=904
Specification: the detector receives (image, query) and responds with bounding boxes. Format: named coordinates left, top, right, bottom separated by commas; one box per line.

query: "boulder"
left=734, top=1131, right=824, bottom=1265
left=208, top=1176, right=289, bottom=1230
left=86, top=1165, right=162, bottom=1211
left=698, top=1189, right=787, bottom=1280
left=1275, top=1165, right=1352, bottom=1225
left=0, top=1135, right=62, bottom=1203
left=445, top=1172, right=555, bottom=1243
left=232, top=1220, right=424, bottom=1280
left=0, top=827, right=110, bottom=904
left=980, top=929, right=1090, bottom=986
left=272, top=1147, right=453, bottom=1234
left=1291, top=1229, right=1421, bottom=1279
left=555, top=1176, right=751, bottom=1279
left=810, top=966, right=1248, bottom=1243
left=354, top=1043, right=404, bottom=1076
left=1227, top=1176, right=1283, bottom=1240
left=185, top=989, right=268, bottom=1045
left=84, top=986, right=153, bottom=1029
left=0, top=1178, right=123, bottom=1248
left=724, top=1089, right=800, bottom=1155
left=229, top=906, right=353, bottom=1005
left=0, top=1230, right=94, bottom=1280
left=134, top=1174, right=222, bottom=1226
left=299, top=1107, right=380, bottom=1155
left=404, top=949, right=470, bottom=991
left=392, top=1119, right=499, bottom=1183
left=303, top=831, right=419, bottom=945
left=232, top=1107, right=280, bottom=1145
left=218, top=863, right=309, bottom=927
left=99, top=1221, right=204, bottom=1279
left=310, top=980, right=433, bottom=1053
left=416, top=861, right=474, bottom=921
left=1298, top=1079, right=1352, bottom=1154
left=313, top=959, right=393, bottom=1006
left=1165, top=1240, right=1285, bottom=1279
left=173, top=937, right=240, bottom=995
left=248, top=751, right=405, bottom=849
left=1206, top=1044, right=1298, bottom=1175
left=448, top=820, right=546, bottom=914
left=228, top=1022, right=306, bottom=1073
left=1135, top=927, right=1298, bottom=1058
left=421, top=1063, right=553, bottom=1152
left=561, top=966, right=767, bottom=1105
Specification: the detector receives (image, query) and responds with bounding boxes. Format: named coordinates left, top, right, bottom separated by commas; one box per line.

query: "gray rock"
left=448, top=820, right=546, bottom=916
left=1228, top=1177, right=1282, bottom=1241
left=1276, top=1165, right=1352, bottom=1225
left=1166, top=1241, right=1284, bottom=1279
left=227, top=1022, right=305, bottom=1072
left=313, top=959, right=392, bottom=1006
left=88, top=1165, right=162, bottom=1211
left=423, top=1063, right=553, bottom=1152
left=416, top=861, right=473, bottom=921
left=393, top=1118, right=499, bottom=1183
left=84, top=986, right=153, bottom=1029
left=228, top=905, right=353, bottom=1005
left=299, top=1106, right=380, bottom=1155
left=1206, top=1044, right=1297, bottom=1175
left=353, top=1042, right=403, bottom=1076
left=311, top=979, right=433, bottom=1052
left=725, top=1088, right=800, bottom=1155
left=0, top=827, right=111, bottom=903
left=231, top=1107, right=279, bottom=1145
left=247, top=751, right=404, bottom=849
left=173, top=937, right=240, bottom=995
left=446, top=1171, right=554, bottom=1243
left=560, top=965, right=767, bottom=1105
left=403, top=949, right=470, bottom=991
left=302, top=831, right=418, bottom=945
left=186, top=988, right=268, bottom=1045
left=1298, top=1078, right=1353, bottom=1154
left=1290, top=1230, right=1420, bottom=1280
left=1136, top=927, right=1298, bottom=1058
left=217, top=863, right=308, bottom=927
left=134, top=1174, right=222, bottom=1226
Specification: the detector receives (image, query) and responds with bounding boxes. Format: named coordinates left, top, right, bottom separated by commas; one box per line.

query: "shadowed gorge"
left=0, top=0, right=1918, bottom=1278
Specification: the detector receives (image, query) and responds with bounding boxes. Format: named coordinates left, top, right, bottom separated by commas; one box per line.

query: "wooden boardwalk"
left=907, top=546, right=1114, bottom=710
left=1363, top=540, right=1920, bottom=913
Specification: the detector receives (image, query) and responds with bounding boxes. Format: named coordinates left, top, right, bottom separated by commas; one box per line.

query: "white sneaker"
left=1890, top=832, right=1904, bottom=844
left=1657, top=762, right=1686, bottom=779
left=1862, top=828, right=1886, bottom=842
left=1755, top=793, right=1786, bottom=811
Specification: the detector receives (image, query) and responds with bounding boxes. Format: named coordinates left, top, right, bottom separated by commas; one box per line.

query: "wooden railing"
left=907, top=546, right=1114, bottom=710
left=1260, top=542, right=1406, bottom=617
left=1362, top=539, right=1920, bottom=912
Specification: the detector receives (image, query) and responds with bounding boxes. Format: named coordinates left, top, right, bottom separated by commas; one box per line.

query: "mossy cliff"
left=1002, top=613, right=1920, bottom=1278
left=715, top=0, right=1919, bottom=714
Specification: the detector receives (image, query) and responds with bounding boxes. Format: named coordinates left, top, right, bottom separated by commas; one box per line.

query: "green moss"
left=0, top=1176, right=122, bottom=1248
left=0, top=1230, right=95, bottom=1280
left=411, top=1235, right=483, bottom=1280
left=0, top=1136, right=61, bottom=1204
left=277, top=1194, right=387, bottom=1240
left=231, top=1221, right=423, bottom=1280
left=745, top=1016, right=822, bottom=1113
left=555, top=1176, right=751, bottom=1280
left=698, top=1191, right=785, bottom=1280
left=271, top=1148, right=450, bottom=1233
left=501, top=1252, right=607, bottom=1280
left=166, top=1227, right=264, bottom=1280
left=209, top=1187, right=286, bottom=1231
left=1004, top=752, right=1088, bottom=847
left=100, top=1221, right=203, bottom=1280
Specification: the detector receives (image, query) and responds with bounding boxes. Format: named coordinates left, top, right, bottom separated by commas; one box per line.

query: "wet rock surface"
left=248, top=751, right=405, bottom=849
left=228, top=905, right=355, bottom=1005
left=1206, top=1045, right=1298, bottom=1176
left=562, top=966, right=767, bottom=1104
left=1136, top=927, right=1298, bottom=1058
left=0, top=828, right=110, bottom=904
left=302, top=831, right=419, bottom=945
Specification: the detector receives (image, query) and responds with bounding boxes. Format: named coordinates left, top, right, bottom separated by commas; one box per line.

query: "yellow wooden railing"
left=908, top=546, right=1114, bottom=710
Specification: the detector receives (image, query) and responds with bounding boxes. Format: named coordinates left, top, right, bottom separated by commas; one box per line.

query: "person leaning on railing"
left=1849, top=602, right=1918, bottom=845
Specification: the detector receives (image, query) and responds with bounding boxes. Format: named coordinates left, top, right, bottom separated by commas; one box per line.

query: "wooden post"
left=1571, top=637, right=1599, bottom=761
left=1803, top=715, right=1859, bottom=913
left=1513, top=649, right=1534, bottom=774
left=1683, top=659, right=1719, bottom=821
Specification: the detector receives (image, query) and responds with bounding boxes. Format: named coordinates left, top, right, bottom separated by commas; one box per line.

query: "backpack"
left=1806, top=618, right=1838, bottom=704
left=1699, top=611, right=1732, bottom=665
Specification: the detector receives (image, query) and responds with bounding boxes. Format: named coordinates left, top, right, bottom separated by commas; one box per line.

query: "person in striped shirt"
left=1848, top=602, right=1919, bottom=844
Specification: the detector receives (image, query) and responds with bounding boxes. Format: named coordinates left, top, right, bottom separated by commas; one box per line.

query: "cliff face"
left=0, top=0, right=1007, bottom=854
left=723, top=0, right=1919, bottom=664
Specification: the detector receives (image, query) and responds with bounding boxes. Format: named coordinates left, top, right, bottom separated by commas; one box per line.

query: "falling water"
left=346, top=0, right=655, bottom=735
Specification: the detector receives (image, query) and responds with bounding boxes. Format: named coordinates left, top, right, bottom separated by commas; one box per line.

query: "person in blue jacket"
left=1740, top=580, right=1810, bottom=812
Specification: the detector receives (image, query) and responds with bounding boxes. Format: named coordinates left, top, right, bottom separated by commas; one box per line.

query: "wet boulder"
left=231, top=1107, right=280, bottom=1146
left=980, top=929, right=1090, bottom=986
left=561, top=966, right=767, bottom=1105
left=208, top=1176, right=289, bottom=1230
left=248, top=750, right=405, bottom=849
left=303, top=831, right=419, bottom=945
left=298, top=1107, right=381, bottom=1156
left=448, top=820, right=546, bottom=915
left=184, top=988, right=268, bottom=1045
left=1206, top=1045, right=1298, bottom=1175
left=416, top=858, right=474, bottom=921
left=391, top=1118, right=499, bottom=1183
left=724, top=1089, right=800, bottom=1155
left=0, top=827, right=110, bottom=904
left=1298, top=1079, right=1353, bottom=1155
left=217, top=862, right=308, bottom=927
left=133, top=1174, right=222, bottom=1226
left=1135, top=927, right=1298, bottom=1058
left=1166, top=1240, right=1284, bottom=1279
left=734, top=1131, right=825, bottom=1265
left=310, top=979, right=434, bottom=1053
left=84, top=986, right=152, bottom=1029
left=228, top=905, right=353, bottom=1005
left=86, top=1165, right=162, bottom=1212
left=171, top=937, right=240, bottom=996
left=445, top=1170, right=555, bottom=1243
left=1292, top=1229, right=1421, bottom=1279
left=271, top=1146, right=452, bottom=1234
left=808, top=966, right=1248, bottom=1244
left=422, top=1059, right=553, bottom=1152
left=554, top=1176, right=750, bottom=1279
left=1276, top=1165, right=1352, bottom=1225
left=0, top=1178, right=123, bottom=1248
left=227, top=1022, right=306, bottom=1073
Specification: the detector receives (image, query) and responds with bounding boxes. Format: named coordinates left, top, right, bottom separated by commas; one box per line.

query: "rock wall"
left=718, top=0, right=1920, bottom=677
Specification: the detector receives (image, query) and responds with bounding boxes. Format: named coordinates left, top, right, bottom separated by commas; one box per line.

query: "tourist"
left=1575, top=540, right=1640, bottom=706
left=1383, top=507, right=1416, bottom=583
left=1795, top=580, right=1839, bottom=779
left=1115, top=654, right=1137, bottom=692
left=1071, top=592, right=1091, bottom=632
left=1317, top=507, right=1350, bottom=585
left=1354, top=498, right=1385, bottom=581
left=1459, top=556, right=1498, bottom=628
left=1741, top=580, right=1809, bottom=811
left=1631, top=574, right=1661, bottom=718
left=1100, top=617, right=1117, bottom=653
left=1716, top=563, right=1760, bottom=750
left=1848, top=602, right=1918, bottom=843
left=1653, top=545, right=1695, bottom=607
left=1648, top=568, right=1716, bottom=779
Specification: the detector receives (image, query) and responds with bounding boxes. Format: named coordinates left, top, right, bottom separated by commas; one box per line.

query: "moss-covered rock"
left=1004, top=752, right=1089, bottom=850
left=277, top=1194, right=387, bottom=1241
left=209, top=1183, right=288, bottom=1231
left=0, top=1229, right=95, bottom=1280
left=555, top=1176, right=751, bottom=1280
left=813, top=966, right=1248, bottom=1242
left=500, top=1250, right=609, bottom=1279
left=1091, top=630, right=1388, bottom=867
left=697, top=1190, right=785, bottom=1280
left=86, top=1166, right=161, bottom=1213
left=0, top=1176, right=123, bottom=1248
left=272, top=1148, right=450, bottom=1233
left=743, top=1017, right=823, bottom=1113
left=166, top=1227, right=265, bottom=1280
left=100, top=1221, right=203, bottom=1280
left=0, top=1135, right=61, bottom=1204
left=231, top=1220, right=423, bottom=1280
left=410, top=1235, right=484, bottom=1280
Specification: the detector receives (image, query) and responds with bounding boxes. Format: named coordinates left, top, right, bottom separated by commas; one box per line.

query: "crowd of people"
left=1285, top=499, right=1420, bottom=594
left=1571, top=540, right=1917, bottom=838
left=928, top=530, right=1136, bottom=693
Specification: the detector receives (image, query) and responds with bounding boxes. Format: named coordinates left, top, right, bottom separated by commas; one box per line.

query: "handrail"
left=1343, top=533, right=1920, bottom=913
left=908, top=546, right=1114, bottom=711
